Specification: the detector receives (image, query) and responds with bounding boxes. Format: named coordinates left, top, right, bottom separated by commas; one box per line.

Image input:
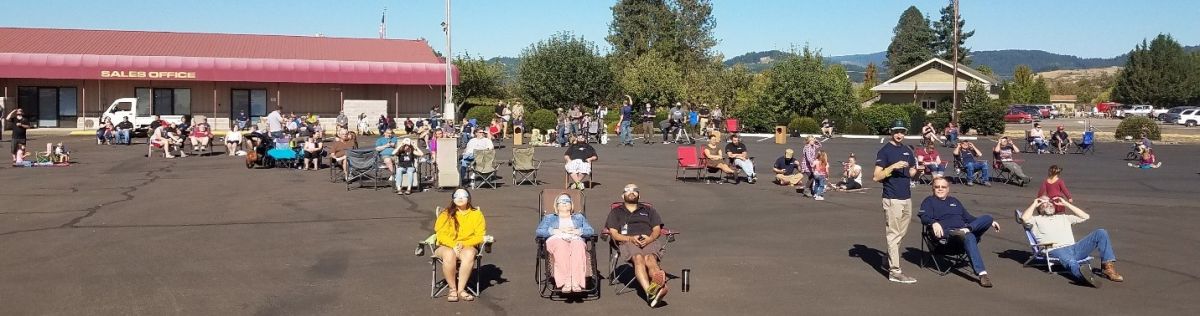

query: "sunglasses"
left=933, top=185, right=949, bottom=189
left=623, top=187, right=639, bottom=193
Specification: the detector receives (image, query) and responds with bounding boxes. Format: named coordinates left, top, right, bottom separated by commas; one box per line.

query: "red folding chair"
left=675, top=146, right=704, bottom=181
left=724, top=118, right=740, bottom=134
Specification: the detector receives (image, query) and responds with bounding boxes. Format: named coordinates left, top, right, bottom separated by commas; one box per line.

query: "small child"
left=13, top=143, right=32, bottom=167
left=53, top=142, right=70, bottom=163
left=812, top=150, right=830, bottom=201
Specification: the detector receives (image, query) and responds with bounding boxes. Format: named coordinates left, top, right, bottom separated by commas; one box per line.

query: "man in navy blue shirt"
left=618, top=95, right=634, bottom=146
left=953, top=139, right=990, bottom=186
left=919, top=177, right=1001, bottom=287
left=873, top=120, right=917, bottom=284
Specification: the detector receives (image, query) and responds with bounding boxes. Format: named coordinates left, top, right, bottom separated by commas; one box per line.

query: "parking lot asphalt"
left=1, top=134, right=1198, bottom=315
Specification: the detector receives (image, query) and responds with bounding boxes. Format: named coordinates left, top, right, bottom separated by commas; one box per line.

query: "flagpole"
left=443, top=0, right=455, bottom=122
left=951, top=0, right=960, bottom=124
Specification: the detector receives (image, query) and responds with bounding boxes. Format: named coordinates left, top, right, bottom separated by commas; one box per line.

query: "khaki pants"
left=882, top=198, right=913, bottom=273
left=775, top=173, right=803, bottom=186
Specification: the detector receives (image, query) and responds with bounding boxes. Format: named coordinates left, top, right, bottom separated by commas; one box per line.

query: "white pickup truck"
left=1115, top=104, right=1168, bottom=119
left=101, top=98, right=184, bottom=135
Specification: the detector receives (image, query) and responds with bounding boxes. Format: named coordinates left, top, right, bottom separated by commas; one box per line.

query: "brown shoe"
left=1102, top=262, right=1124, bottom=282
left=978, top=274, right=993, bottom=288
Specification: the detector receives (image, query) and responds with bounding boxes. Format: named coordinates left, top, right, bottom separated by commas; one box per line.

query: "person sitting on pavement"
left=434, top=188, right=488, bottom=302
left=701, top=136, right=736, bottom=183
left=1020, top=196, right=1124, bottom=287
left=96, top=117, right=116, bottom=145
left=564, top=134, right=598, bottom=190
left=116, top=116, right=134, bottom=145
left=1029, top=123, right=1049, bottom=154
left=1127, top=147, right=1162, bottom=169
left=994, top=137, right=1033, bottom=185
left=301, top=136, right=323, bottom=171
left=918, top=177, right=1001, bottom=287
left=394, top=139, right=425, bottom=195
left=53, top=142, right=71, bottom=163
left=725, top=134, right=757, bottom=184
left=835, top=153, right=863, bottom=190
left=374, top=129, right=400, bottom=177
left=916, top=142, right=946, bottom=181
left=773, top=149, right=803, bottom=187
left=460, top=129, right=495, bottom=179
left=953, top=140, right=990, bottom=186
left=189, top=116, right=213, bottom=153
left=605, top=184, right=669, bottom=308
left=1050, top=126, right=1072, bottom=154
left=224, top=128, right=243, bottom=156
left=535, top=193, right=596, bottom=294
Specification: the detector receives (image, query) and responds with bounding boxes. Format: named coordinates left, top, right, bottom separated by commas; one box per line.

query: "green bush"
left=859, top=104, right=911, bottom=135
left=464, top=105, right=496, bottom=126
left=1115, top=116, right=1161, bottom=140
left=897, top=104, right=927, bottom=132
left=527, top=108, right=557, bottom=132
left=844, top=121, right=872, bottom=135
left=960, top=101, right=1007, bottom=135
left=789, top=117, right=820, bottom=134
left=733, top=104, right=779, bottom=133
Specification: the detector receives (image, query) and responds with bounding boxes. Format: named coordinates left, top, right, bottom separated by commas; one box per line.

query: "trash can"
left=775, top=126, right=787, bottom=144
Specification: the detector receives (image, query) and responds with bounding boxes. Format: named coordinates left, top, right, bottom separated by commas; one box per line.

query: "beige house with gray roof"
left=870, top=58, right=1000, bottom=111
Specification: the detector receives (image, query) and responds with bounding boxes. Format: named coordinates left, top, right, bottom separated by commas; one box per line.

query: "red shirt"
left=1037, top=178, right=1072, bottom=213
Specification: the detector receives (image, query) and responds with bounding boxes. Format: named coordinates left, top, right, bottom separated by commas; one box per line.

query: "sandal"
left=447, top=290, right=459, bottom=302
left=459, top=291, right=475, bottom=301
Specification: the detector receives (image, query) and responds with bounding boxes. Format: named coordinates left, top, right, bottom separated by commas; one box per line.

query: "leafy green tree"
left=960, top=82, right=1005, bottom=135
left=618, top=51, right=685, bottom=106
left=761, top=47, right=857, bottom=126
left=516, top=32, right=616, bottom=108
left=886, top=6, right=935, bottom=77
left=669, top=0, right=717, bottom=71
left=452, top=53, right=506, bottom=110
left=931, top=0, right=974, bottom=64
left=858, top=63, right=880, bottom=102
left=975, top=65, right=994, bottom=78
left=607, top=0, right=677, bottom=65
left=999, top=65, right=1049, bottom=104
left=1113, top=34, right=1196, bottom=106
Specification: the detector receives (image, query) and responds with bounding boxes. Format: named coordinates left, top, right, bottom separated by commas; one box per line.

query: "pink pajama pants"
left=546, top=236, right=589, bottom=289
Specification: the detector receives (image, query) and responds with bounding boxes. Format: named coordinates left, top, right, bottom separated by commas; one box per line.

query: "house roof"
left=871, top=58, right=998, bottom=92
left=0, top=27, right=456, bottom=85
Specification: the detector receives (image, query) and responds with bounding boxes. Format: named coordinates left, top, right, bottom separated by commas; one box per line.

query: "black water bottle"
left=682, top=269, right=691, bottom=292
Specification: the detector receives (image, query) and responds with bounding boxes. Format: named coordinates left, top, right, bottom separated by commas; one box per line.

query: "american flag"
left=378, top=8, right=387, bottom=39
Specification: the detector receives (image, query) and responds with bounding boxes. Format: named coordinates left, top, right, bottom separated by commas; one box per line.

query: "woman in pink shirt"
left=1036, top=165, right=1073, bottom=214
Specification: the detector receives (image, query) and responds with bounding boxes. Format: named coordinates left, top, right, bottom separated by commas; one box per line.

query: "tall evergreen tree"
left=932, top=0, right=974, bottom=64
left=859, top=63, right=880, bottom=102
left=1113, top=34, right=1194, bottom=106
left=607, top=0, right=677, bottom=65
left=886, top=6, right=935, bottom=77
left=669, top=0, right=717, bottom=70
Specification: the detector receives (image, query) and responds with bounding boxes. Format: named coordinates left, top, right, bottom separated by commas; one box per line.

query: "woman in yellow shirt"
left=435, top=188, right=487, bottom=302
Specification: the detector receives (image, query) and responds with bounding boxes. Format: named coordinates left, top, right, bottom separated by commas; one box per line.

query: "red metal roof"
left=0, top=27, right=457, bottom=85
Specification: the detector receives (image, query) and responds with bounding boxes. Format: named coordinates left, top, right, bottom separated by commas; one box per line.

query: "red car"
left=1003, top=109, right=1035, bottom=123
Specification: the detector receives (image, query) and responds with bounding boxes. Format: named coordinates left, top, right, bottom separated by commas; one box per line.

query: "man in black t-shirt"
left=564, top=135, right=598, bottom=189
left=724, top=134, right=757, bottom=183
left=7, top=108, right=31, bottom=161
left=605, top=183, right=669, bottom=307
left=640, top=103, right=656, bottom=144
left=773, top=149, right=802, bottom=186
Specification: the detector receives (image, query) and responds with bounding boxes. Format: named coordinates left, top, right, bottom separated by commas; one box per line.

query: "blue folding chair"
left=1014, top=210, right=1093, bottom=273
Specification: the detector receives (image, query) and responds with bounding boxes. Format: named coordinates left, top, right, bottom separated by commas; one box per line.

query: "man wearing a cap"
left=1050, top=126, right=1071, bottom=154
left=873, top=120, right=918, bottom=284
left=773, top=149, right=803, bottom=187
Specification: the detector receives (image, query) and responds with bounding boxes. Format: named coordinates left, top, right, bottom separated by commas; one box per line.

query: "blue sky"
left=5, top=0, right=1197, bottom=59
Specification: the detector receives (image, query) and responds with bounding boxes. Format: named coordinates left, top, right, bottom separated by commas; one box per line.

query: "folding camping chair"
left=416, top=222, right=495, bottom=299
left=1074, top=130, right=1096, bottom=155
left=534, top=189, right=601, bottom=300
left=952, top=155, right=987, bottom=185
left=1014, top=210, right=1093, bottom=274
left=919, top=225, right=972, bottom=276
left=468, top=149, right=500, bottom=189
left=511, top=147, right=542, bottom=186
left=345, top=148, right=391, bottom=191
left=602, top=202, right=679, bottom=295
left=675, top=146, right=705, bottom=181
left=992, top=160, right=1026, bottom=186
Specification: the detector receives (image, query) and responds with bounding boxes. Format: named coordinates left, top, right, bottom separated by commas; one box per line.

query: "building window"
left=920, top=99, right=938, bottom=111
left=135, top=87, right=191, bottom=116
left=16, top=86, right=77, bottom=128
left=231, top=89, right=268, bottom=119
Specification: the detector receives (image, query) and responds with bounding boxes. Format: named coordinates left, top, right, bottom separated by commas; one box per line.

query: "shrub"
left=464, top=105, right=496, bottom=126
left=1115, top=116, right=1161, bottom=140
left=859, top=104, right=911, bottom=134
left=527, top=108, right=557, bottom=132
left=789, top=117, right=820, bottom=134
left=897, top=104, right=927, bottom=132
left=928, top=111, right=951, bottom=131
left=844, top=121, right=872, bottom=135
left=734, top=104, right=780, bottom=133
left=960, top=101, right=1007, bottom=135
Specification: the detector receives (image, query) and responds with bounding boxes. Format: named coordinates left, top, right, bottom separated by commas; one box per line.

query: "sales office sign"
left=100, top=70, right=197, bottom=79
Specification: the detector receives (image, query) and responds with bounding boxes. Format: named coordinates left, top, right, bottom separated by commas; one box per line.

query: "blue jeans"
left=1034, top=138, right=1047, bottom=151
left=557, top=126, right=568, bottom=145
left=924, top=163, right=945, bottom=175
left=954, top=215, right=994, bottom=275
left=619, top=120, right=632, bottom=145
left=459, top=155, right=474, bottom=181
left=117, top=129, right=132, bottom=144
left=1049, top=228, right=1117, bottom=280
left=963, top=161, right=990, bottom=183
left=945, top=132, right=958, bottom=147
left=733, top=158, right=755, bottom=177
left=812, top=175, right=827, bottom=197
left=396, top=166, right=418, bottom=189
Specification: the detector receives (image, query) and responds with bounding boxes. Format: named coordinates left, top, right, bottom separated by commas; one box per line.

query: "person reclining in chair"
left=535, top=193, right=595, bottom=294
left=994, top=137, right=1032, bottom=185
left=918, top=178, right=1001, bottom=287
left=1020, top=196, right=1124, bottom=287
left=564, top=135, right=597, bottom=190
left=725, top=134, right=757, bottom=184
left=605, top=184, right=669, bottom=308
left=434, top=189, right=487, bottom=302
left=953, top=140, right=990, bottom=186
left=1050, top=126, right=1072, bottom=154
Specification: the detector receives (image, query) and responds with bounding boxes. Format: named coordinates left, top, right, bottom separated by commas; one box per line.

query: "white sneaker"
left=814, top=196, right=825, bottom=201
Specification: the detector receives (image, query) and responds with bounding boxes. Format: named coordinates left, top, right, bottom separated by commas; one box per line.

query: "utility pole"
left=443, top=0, right=455, bottom=122
left=950, top=0, right=960, bottom=124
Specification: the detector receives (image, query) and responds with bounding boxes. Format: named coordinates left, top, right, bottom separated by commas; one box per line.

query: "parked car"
left=1176, top=109, right=1200, bottom=127
left=1033, top=104, right=1059, bottom=119
left=1159, top=106, right=1195, bottom=124
left=1116, top=104, right=1168, bottom=119
left=1004, top=109, right=1035, bottom=123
